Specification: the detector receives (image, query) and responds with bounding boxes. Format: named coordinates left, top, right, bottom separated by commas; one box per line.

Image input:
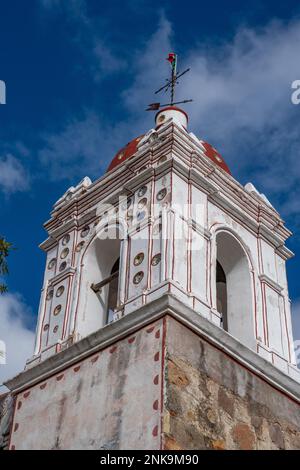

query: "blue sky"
left=1, top=0, right=300, bottom=383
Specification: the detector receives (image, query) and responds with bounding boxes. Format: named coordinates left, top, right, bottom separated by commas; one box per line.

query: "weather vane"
left=146, top=53, right=192, bottom=111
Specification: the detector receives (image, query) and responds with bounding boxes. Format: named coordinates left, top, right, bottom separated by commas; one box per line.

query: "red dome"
left=106, top=134, right=231, bottom=175
left=106, top=135, right=144, bottom=172
left=200, top=141, right=231, bottom=175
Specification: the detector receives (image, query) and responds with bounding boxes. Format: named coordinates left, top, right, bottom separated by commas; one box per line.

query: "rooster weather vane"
left=146, top=53, right=193, bottom=111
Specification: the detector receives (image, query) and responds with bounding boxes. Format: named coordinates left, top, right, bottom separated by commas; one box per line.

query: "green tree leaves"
left=0, top=237, right=13, bottom=294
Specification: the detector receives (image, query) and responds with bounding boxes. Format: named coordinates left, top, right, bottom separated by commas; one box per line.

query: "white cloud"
left=38, top=112, right=133, bottom=179
left=37, top=16, right=172, bottom=181
left=0, top=293, right=35, bottom=390
left=36, top=12, right=300, bottom=225
left=0, top=154, right=30, bottom=195
left=178, top=21, right=300, bottom=211
left=122, top=15, right=173, bottom=111
left=122, top=17, right=300, bottom=219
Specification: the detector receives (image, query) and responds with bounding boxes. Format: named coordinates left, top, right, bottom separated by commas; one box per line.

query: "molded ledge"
left=4, top=294, right=300, bottom=401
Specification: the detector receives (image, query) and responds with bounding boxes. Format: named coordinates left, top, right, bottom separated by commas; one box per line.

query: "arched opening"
left=215, top=231, right=255, bottom=350
left=216, top=260, right=227, bottom=331
left=76, top=226, right=122, bottom=338
left=92, top=257, right=120, bottom=324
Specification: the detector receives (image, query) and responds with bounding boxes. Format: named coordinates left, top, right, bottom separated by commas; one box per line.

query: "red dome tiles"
left=200, top=140, right=231, bottom=175
left=106, top=135, right=144, bottom=172
left=106, top=132, right=231, bottom=175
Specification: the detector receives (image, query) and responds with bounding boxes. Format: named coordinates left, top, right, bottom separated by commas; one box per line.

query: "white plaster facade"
left=27, top=107, right=299, bottom=382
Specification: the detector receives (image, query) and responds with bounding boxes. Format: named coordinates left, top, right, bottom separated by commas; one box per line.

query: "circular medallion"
left=53, top=305, right=61, bottom=316
left=43, top=324, right=49, bottom=331
left=56, top=286, right=64, bottom=298
left=60, top=248, right=69, bottom=259
left=137, top=186, right=147, bottom=197
left=81, top=226, right=90, bottom=238
left=151, top=253, right=161, bottom=266
left=47, top=258, right=56, bottom=270
left=138, top=198, right=147, bottom=210
left=59, top=261, right=67, bottom=272
left=134, top=252, right=144, bottom=266
left=137, top=211, right=145, bottom=221
left=62, top=234, right=70, bottom=245
left=75, top=241, right=85, bottom=252
left=133, top=271, right=144, bottom=285
left=158, top=155, right=167, bottom=164
left=53, top=325, right=59, bottom=333
left=46, top=288, right=54, bottom=300
left=156, top=188, right=167, bottom=201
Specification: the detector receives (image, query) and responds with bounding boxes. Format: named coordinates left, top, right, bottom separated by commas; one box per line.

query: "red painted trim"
left=171, top=212, right=175, bottom=282
left=91, top=354, right=100, bottom=363
left=62, top=276, right=72, bottom=341
left=282, top=298, right=292, bottom=363
left=125, top=235, right=131, bottom=303
left=251, top=270, right=258, bottom=340
left=7, top=397, right=17, bottom=451
left=263, top=283, right=269, bottom=346
left=147, top=214, right=152, bottom=291
left=160, top=317, right=167, bottom=450
left=153, top=399, right=159, bottom=410
left=9, top=314, right=300, bottom=451
left=188, top=177, right=192, bottom=293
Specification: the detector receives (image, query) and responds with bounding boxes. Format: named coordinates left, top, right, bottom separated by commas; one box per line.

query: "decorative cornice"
left=5, top=294, right=300, bottom=401
left=259, top=274, right=284, bottom=294
left=40, top=122, right=292, bottom=258
left=48, top=267, right=76, bottom=286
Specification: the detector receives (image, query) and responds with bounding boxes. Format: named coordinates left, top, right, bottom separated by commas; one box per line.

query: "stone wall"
left=0, top=393, right=14, bottom=450
left=4, top=307, right=300, bottom=450
left=163, top=317, right=300, bottom=450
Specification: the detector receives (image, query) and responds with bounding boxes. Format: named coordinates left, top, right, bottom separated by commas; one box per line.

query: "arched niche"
left=215, top=230, right=255, bottom=350
left=76, top=225, right=122, bottom=339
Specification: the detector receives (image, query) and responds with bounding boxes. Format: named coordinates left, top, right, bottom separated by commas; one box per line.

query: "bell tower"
left=3, top=58, right=300, bottom=449
left=24, top=105, right=296, bottom=373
